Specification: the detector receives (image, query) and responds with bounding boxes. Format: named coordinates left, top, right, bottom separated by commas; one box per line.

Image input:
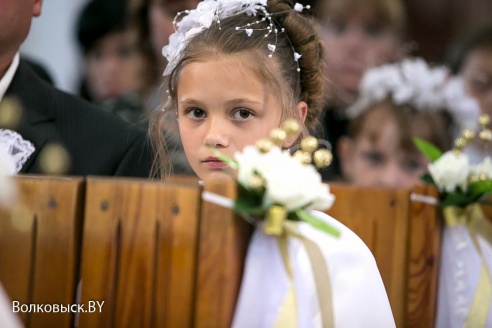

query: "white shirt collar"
left=0, top=53, right=20, bottom=103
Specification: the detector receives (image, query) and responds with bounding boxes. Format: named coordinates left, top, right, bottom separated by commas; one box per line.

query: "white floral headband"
left=346, top=58, right=480, bottom=133
left=161, top=0, right=310, bottom=76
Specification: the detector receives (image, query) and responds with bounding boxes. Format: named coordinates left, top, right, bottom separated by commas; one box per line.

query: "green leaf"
left=295, top=210, right=340, bottom=238
left=441, top=191, right=476, bottom=208
left=420, top=173, right=435, bottom=185
left=206, top=145, right=238, bottom=170
left=469, top=180, right=492, bottom=198
left=234, top=197, right=265, bottom=216
left=413, top=137, right=443, bottom=163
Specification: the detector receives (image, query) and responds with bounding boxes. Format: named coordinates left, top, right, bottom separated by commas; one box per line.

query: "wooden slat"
left=0, top=176, right=84, bottom=327
left=78, top=178, right=201, bottom=328
left=326, top=183, right=410, bottom=326
left=194, top=179, right=253, bottom=328
left=406, top=184, right=441, bottom=328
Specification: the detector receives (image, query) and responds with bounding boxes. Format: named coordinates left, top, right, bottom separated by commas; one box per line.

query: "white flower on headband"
left=347, top=58, right=481, bottom=133
left=162, top=0, right=268, bottom=76
left=162, top=0, right=309, bottom=76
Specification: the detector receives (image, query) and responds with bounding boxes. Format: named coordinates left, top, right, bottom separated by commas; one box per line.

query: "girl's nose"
left=203, top=119, right=229, bottom=148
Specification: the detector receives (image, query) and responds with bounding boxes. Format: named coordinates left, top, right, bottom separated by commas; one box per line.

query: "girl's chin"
left=200, top=169, right=235, bottom=182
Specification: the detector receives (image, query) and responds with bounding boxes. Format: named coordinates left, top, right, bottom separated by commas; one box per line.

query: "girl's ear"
left=296, top=101, right=308, bottom=124
left=338, top=136, right=354, bottom=181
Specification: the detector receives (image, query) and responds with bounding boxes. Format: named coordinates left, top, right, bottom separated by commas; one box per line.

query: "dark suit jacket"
left=3, top=60, right=153, bottom=177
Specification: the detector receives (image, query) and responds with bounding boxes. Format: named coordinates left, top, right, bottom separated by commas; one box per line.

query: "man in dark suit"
left=0, top=0, right=153, bottom=177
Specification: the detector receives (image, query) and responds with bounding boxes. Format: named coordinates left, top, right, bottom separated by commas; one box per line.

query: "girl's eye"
left=328, top=21, right=346, bottom=35
left=232, top=109, right=253, bottom=120
left=363, top=22, right=384, bottom=38
left=402, top=158, right=424, bottom=173
left=362, top=151, right=384, bottom=166
left=187, top=108, right=206, bottom=119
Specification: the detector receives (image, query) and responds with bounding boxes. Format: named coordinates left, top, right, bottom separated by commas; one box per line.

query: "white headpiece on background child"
left=161, top=0, right=310, bottom=76
left=346, top=58, right=481, bottom=132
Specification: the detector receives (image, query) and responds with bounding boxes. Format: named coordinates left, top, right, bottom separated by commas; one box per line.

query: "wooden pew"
left=0, top=176, right=84, bottom=327
left=326, top=183, right=441, bottom=328
left=77, top=177, right=252, bottom=328
left=1, top=177, right=441, bottom=327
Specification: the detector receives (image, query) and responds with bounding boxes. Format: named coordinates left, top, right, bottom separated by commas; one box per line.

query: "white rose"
left=234, top=146, right=335, bottom=212
left=428, top=151, right=469, bottom=193
left=235, top=146, right=265, bottom=187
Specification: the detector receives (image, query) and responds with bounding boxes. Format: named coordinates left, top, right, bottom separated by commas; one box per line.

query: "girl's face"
left=177, top=55, right=303, bottom=180
left=339, top=111, right=428, bottom=188
left=460, top=46, right=492, bottom=119
left=320, top=11, right=400, bottom=101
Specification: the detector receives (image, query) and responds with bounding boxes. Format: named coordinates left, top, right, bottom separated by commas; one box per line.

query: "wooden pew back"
left=0, top=177, right=441, bottom=327
left=0, top=176, right=84, bottom=327
left=326, top=183, right=441, bottom=328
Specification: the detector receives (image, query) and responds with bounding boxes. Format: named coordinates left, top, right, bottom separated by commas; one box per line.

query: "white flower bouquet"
left=208, top=119, right=338, bottom=237
left=414, top=119, right=492, bottom=208
left=414, top=114, right=492, bottom=328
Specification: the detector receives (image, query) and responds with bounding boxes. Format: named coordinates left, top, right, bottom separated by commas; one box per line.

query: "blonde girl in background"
left=149, top=0, right=395, bottom=326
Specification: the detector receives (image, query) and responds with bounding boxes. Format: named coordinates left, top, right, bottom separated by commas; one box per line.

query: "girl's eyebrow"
left=225, top=98, right=262, bottom=106
left=179, top=98, right=262, bottom=106
left=179, top=98, right=204, bottom=106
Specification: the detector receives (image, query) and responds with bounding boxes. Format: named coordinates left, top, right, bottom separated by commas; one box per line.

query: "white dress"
left=0, top=283, right=23, bottom=328
left=232, top=210, right=395, bottom=328
left=435, top=225, right=492, bottom=328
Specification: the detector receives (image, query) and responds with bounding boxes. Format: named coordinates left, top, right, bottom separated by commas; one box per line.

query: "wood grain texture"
left=78, top=177, right=201, bottom=328
left=0, top=176, right=84, bottom=327
left=326, top=183, right=410, bottom=326
left=406, top=185, right=441, bottom=328
left=326, top=183, right=441, bottom=328
left=194, top=179, right=253, bottom=328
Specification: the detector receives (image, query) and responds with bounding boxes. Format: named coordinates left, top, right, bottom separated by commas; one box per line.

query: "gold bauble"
left=313, top=149, right=333, bottom=168
left=39, top=143, right=71, bottom=175
left=249, top=174, right=265, bottom=190
left=469, top=174, right=480, bottom=183
left=300, top=136, right=319, bottom=153
left=293, top=150, right=312, bottom=165
left=454, top=137, right=468, bottom=149
left=462, top=129, right=476, bottom=140
left=270, top=128, right=287, bottom=146
left=0, top=97, right=22, bottom=129
left=479, top=114, right=491, bottom=127
left=281, top=119, right=300, bottom=136
left=479, top=129, right=492, bottom=142
left=256, top=138, right=273, bottom=153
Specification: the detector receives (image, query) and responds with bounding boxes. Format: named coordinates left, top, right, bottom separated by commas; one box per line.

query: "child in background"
left=447, top=24, right=492, bottom=163
left=149, top=0, right=395, bottom=326
left=314, top=0, right=407, bottom=179
left=76, top=0, right=147, bottom=106
left=338, top=58, right=480, bottom=188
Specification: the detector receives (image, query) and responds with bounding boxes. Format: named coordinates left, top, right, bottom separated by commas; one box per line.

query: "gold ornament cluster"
left=255, top=118, right=333, bottom=168
left=453, top=114, right=492, bottom=183
left=454, top=114, right=491, bottom=154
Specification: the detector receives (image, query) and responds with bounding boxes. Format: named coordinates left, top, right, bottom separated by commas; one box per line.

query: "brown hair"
left=316, top=0, right=407, bottom=36
left=347, top=99, right=452, bottom=153
left=149, top=0, right=325, bottom=178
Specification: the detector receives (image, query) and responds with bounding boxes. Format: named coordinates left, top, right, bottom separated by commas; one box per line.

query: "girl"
left=338, top=58, right=479, bottom=188
left=150, top=0, right=395, bottom=326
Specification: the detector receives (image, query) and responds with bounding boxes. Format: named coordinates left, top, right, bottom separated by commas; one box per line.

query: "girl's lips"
left=202, top=157, right=228, bottom=168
